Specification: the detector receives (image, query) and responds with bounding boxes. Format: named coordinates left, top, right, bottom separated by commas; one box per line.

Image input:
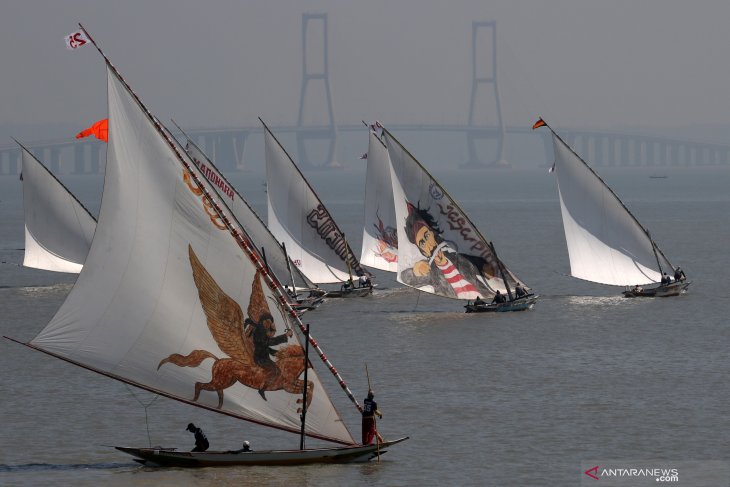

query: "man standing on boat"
left=186, top=423, right=209, bottom=452
left=362, top=390, right=384, bottom=445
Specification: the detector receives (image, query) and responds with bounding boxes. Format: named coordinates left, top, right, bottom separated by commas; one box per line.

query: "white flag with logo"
left=64, top=30, right=90, bottom=50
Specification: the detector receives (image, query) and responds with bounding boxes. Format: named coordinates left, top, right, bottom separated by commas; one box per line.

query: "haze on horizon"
left=2, top=0, right=730, bottom=144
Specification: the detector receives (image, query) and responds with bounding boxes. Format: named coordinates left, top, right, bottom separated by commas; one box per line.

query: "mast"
left=489, top=241, right=513, bottom=301
left=537, top=118, right=675, bottom=274
left=282, top=241, right=298, bottom=295
left=300, top=323, right=310, bottom=450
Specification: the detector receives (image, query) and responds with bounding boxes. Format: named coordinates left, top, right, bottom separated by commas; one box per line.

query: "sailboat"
left=5, top=25, right=406, bottom=466
left=533, top=118, right=689, bottom=297
left=171, top=123, right=324, bottom=313
left=263, top=120, right=373, bottom=298
left=17, top=142, right=96, bottom=273
left=382, top=127, right=537, bottom=312
left=360, top=123, right=398, bottom=273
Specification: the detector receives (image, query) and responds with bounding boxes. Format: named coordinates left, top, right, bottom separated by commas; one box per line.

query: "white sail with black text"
left=360, top=126, right=398, bottom=272
left=18, top=144, right=96, bottom=273
left=179, top=131, right=318, bottom=297
left=264, top=121, right=369, bottom=289
left=534, top=118, right=689, bottom=297
left=383, top=127, right=535, bottom=310
left=6, top=28, right=406, bottom=465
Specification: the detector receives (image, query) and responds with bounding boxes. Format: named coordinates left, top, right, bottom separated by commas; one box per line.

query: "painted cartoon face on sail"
left=399, top=202, right=497, bottom=300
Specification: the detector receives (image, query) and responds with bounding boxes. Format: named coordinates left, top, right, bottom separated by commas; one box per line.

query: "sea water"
left=1, top=165, right=729, bottom=486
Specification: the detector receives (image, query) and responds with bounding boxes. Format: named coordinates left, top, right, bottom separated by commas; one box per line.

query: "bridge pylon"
left=465, top=21, right=507, bottom=167
left=297, top=13, right=338, bottom=169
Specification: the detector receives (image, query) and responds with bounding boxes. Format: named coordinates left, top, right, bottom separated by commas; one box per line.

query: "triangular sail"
left=182, top=135, right=316, bottom=292
left=264, top=122, right=365, bottom=284
left=384, top=128, right=527, bottom=300
left=547, top=130, right=674, bottom=285
left=19, top=145, right=96, bottom=273
left=360, top=130, right=398, bottom=272
left=28, top=64, right=354, bottom=446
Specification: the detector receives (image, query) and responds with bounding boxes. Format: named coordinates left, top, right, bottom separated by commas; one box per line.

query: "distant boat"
left=534, top=118, right=689, bottom=298
left=382, top=126, right=537, bottom=312
left=360, top=123, right=398, bottom=273
left=17, top=142, right=96, bottom=273
left=649, top=175, right=668, bottom=179
left=263, top=119, right=372, bottom=297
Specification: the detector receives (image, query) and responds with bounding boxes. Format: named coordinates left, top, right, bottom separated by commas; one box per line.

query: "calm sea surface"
left=1, top=164, right=729, bottom=486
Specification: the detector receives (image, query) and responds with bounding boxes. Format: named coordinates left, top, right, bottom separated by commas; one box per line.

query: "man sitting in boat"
left=186, top=423, right=209, bottom=452
left=632, top=284, right=643, bottom=293
left=399, top=203, right=497, bottom=300
left=491, top=290, right=506, bottom=304
left=474, top=296, right=485, bottom=307
left=227, top=440, right=252, bottom=453
left=359, top=275, right=372, bottom=289
left=661, top=273, right=672, bottom=285
left=674, top=267, right=686, bottom=282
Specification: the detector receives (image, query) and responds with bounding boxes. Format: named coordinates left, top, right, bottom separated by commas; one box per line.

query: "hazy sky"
left=3, top=0, right=730, bottom=138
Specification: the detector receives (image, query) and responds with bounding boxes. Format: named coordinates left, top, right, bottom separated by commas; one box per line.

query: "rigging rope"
left=124, top=383, right=160, bottom=447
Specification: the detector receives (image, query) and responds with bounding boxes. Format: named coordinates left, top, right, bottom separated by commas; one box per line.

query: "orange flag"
left=532, top=118, right=546, bottom=130
left=76, top=118, right=108, bottom=142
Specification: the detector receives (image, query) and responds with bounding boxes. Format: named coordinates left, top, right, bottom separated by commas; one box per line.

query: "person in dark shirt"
left=186, top=423, right=209, bottom=452
left=514, top=284, right=528, bottom=298
left=361, top=390, right=384, bottom=445
left=674, top=267, right=686, bottom=281
left=474, top=296, right=485, bottom=306
left=491, top=290, right=506, bottom=304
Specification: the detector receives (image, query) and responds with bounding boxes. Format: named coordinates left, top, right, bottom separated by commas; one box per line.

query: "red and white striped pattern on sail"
left=20, top=146, right=96, bottom=273
left=384, top=128, right=528, bottom=301
left=29, top=64, right=355, bottom=446
left=550, top=132, right=673, bottom=285
left=360, top=130, right=398, bottom=272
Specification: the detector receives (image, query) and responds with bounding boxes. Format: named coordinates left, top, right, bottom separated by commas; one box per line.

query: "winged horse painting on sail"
left=158, top=245, right=313, bottom=413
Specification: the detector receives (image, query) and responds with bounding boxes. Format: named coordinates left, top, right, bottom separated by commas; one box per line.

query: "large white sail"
left=548, top=128, right=674, bottom=286
left=184, top=139, right=315, bottom=291
left=384, top=129, right=527, bottom=300
left=20, top=146, right=96, bottom=273
left=264, top=122, right=365, bottom=284
left=29, top=65, right=354, bottom=446
left=360, top=129, right=398, bottom=272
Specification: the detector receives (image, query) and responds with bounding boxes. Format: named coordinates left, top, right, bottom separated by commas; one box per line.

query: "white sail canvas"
left=552, top=133, right=673, bottom=285
left=264, top=125, right=364, bottom=284
left=360, top=131, right=398, bottom=272
left=185, top=141, right=315, bottom=291
left=29, top=66, right=354, bottom=446
left=384, top=129, right=526, bottom=300
left=20, top=147, right=96, bottom=273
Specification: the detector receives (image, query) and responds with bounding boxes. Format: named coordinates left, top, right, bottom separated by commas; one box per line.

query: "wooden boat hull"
left=622, top=281, right=690, bottom=298
left=324, top=287, right=373, bottom=298
left=464, top=294, right=538, bottom=313
left=116, top=437, right=409, bottom=467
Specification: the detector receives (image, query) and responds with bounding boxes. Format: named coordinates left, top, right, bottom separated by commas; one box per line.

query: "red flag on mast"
left=532, top=118, right=546, bottom=130
left=76, top=119, right=108, bottom=142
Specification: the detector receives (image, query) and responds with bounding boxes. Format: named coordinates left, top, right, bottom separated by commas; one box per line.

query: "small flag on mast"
left=65, top=30, right=90, bottom=50
left=532, top=118, right=546, bottom=130
left=76, top=119, right=108, bottom=142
